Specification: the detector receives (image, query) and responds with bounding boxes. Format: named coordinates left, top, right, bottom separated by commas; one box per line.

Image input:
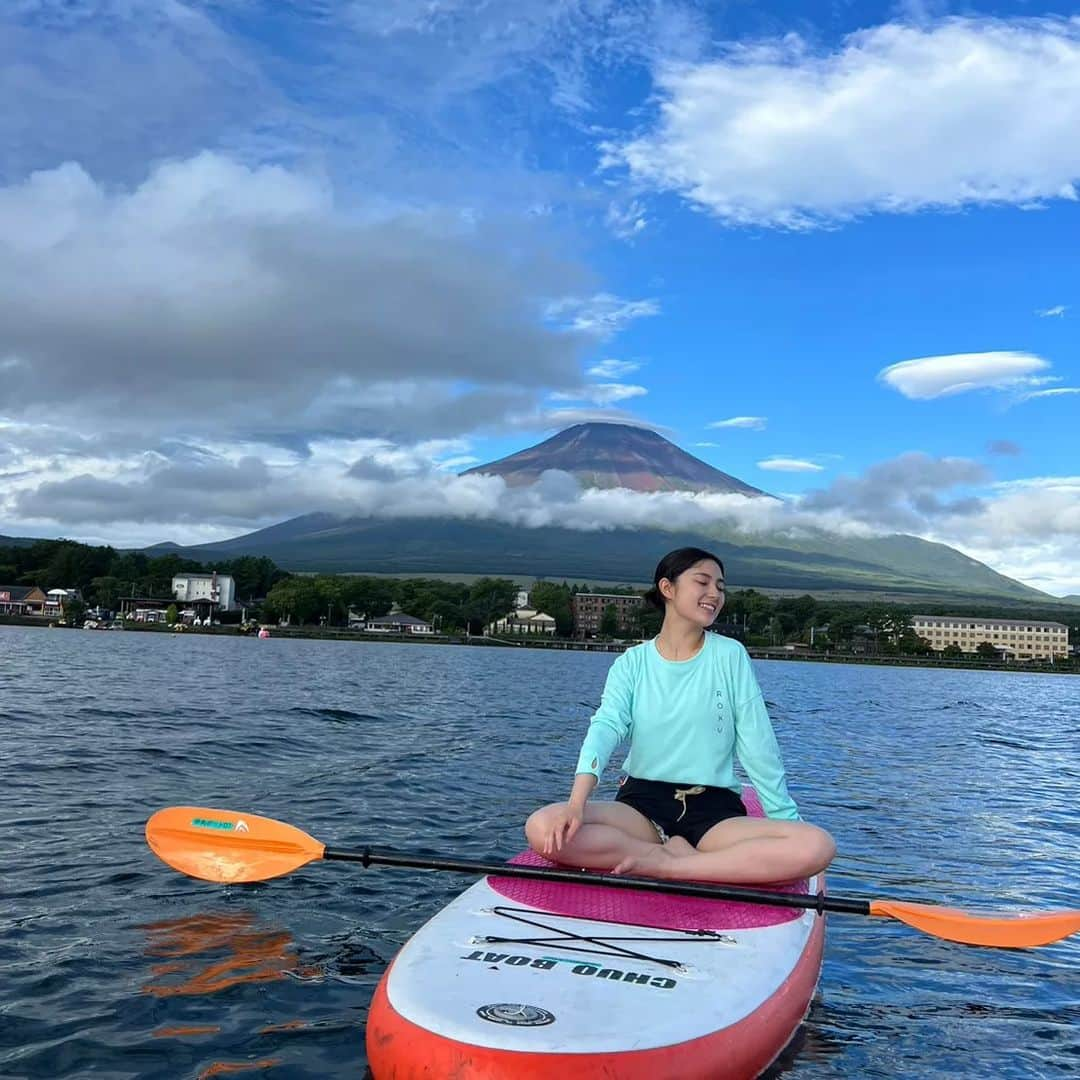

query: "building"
left=487, top=606, right=557, bottom=636
left=0, top=586, right=47, bottom=616
left=43, top=588, right=82, bottom=619
left=911, top=615, right=1069, bottom=660
left=172, top=572, right=237, bottom=611
left=572, top=592, right=643, bottom=638
left=363, top=613, right=434, bottom=635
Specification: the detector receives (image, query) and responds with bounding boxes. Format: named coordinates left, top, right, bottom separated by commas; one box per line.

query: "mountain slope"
left=130, top=423, right=1053, bottom=603
left=165, top=514, right=1048, bottom=603
left=463, top=422, right=769, bottom=496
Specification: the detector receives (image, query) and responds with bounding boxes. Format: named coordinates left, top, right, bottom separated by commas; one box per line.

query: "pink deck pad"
left=489, top=787, right=808, bottom=930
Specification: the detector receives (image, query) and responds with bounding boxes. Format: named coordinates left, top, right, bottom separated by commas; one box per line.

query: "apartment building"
left=911, top=615, right=1069, bottom=660
left=572, top=592, right=643, bottom=638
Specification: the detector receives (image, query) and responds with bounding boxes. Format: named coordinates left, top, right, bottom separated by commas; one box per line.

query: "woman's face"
left=660, top=559, right=725, bottom=627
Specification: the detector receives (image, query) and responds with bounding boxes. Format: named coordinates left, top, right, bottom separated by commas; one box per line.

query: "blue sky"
left=1, top=1, right=1078, bottom=594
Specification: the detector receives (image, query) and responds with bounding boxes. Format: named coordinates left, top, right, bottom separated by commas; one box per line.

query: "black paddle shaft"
left=322, top=847, right=871, bottom=916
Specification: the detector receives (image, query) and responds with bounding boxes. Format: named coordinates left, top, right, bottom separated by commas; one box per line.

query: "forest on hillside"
left=4, top=539, right=1077, bottom=652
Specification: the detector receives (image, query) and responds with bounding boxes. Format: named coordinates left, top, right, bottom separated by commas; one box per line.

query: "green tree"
left=465, top=578, right=518, bottom=634
left=529, top=582, right=573, bottom=636
left=634, top=602, right=663, bottom=639
left=165, top=603, right=179, bottom=625
left=976, top=641, right=999, bottom=658
left=63, top=596, right=87, bottom=626
left=343, top=577, right=395, bottom=621
left=599, top=603, right=620, bottom=638
left=263, top=577, right=324, bottom=625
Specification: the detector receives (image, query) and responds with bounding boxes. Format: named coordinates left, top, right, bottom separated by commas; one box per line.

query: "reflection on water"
left=142, top=909, right=317, bottom=1078
left=142, top=909, right=317, bottom=999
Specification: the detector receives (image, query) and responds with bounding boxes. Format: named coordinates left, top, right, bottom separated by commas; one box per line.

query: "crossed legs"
left=525, top=801, right=835, bottom=883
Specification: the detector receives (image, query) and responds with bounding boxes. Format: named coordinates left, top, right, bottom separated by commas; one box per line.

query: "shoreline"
left=4, top=615, right=1076, bottom=675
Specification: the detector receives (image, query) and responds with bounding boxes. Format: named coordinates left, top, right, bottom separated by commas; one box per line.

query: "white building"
left=172, top=572, right=237, bottom=611
left=363, top=613, right=434, bottom=635
left=43, top=587, right=82, bottom=618
left=911, top=615, right=1069, bottom=660
left=487, top=607, right=557, bottom=636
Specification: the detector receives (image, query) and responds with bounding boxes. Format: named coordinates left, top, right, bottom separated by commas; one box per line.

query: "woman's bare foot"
left=612, top=845, right=677, bottom=879
left=663, top=835, right=697, bottom=857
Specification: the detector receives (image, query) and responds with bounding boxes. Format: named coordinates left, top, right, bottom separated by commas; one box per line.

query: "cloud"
left=0, top=153, right=598, bottom=443
left=758, top=457, right=824, bottom=472
left=987, top=440, right=1022, bottom=456
left=0, top=1, right=283, bottom=183
left=605, top=199, right=649, bottom=238
left=587, top=358, right=642, bottom=378
left=546, top=292, right=660, bottom=337
left=878, top=351, right=1051, bottom=400
left=1036, top=305, right=1067, bottom=318
left=551, top=383, right=648, bottom=405
left=1019, top=387, right=1080, bottom=402
left=707, top=416, right=767, bottom=430
left=1, top=0, right=707, bottom=195
left=9, top=437, right=1080, bottom=594
left=800, top=452, right=987, bottom=530
left=603, top=17, right=1080, bottom=228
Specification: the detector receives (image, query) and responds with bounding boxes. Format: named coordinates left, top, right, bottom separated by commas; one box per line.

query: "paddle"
left=145, top=806, right=1080, bottom=949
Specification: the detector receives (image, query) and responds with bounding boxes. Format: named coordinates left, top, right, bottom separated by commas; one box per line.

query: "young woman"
left=525, top=547, right=835, bottom=883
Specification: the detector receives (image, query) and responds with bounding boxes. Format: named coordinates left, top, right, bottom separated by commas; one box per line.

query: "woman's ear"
left=658, top=576, right=675, bottom=601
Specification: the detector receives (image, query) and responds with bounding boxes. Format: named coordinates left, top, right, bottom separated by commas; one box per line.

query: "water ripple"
left=0, top=629, right=1077, bottom=1078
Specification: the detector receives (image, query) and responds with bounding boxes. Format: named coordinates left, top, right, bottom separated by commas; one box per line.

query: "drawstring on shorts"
left=673, top=785, right=706, bottom=822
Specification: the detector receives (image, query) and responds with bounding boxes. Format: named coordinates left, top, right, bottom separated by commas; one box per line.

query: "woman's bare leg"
left=613, top=818, right=835, bottom=882
left=525, top=801, right=669, bottom=870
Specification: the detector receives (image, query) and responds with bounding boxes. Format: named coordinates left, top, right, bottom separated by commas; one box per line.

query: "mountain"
left=462, top=422, right=769, bottom=496
left=23, top=422, right=1053, bottom=604
left=159, top=513, right=1050, bottom=605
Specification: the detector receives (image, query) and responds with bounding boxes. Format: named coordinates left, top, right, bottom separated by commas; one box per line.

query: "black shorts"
left=615, top=776, right=747, bottom=847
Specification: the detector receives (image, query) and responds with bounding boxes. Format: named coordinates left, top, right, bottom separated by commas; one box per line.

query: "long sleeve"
left=731, top=651, right=800, bottom=821
left=575, top=651, right=635, bottom=778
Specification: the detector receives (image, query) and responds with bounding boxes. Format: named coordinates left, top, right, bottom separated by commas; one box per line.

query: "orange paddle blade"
left=145, top=807, right=325, bottom=884
left=870, top=899, right=1080, bottom=948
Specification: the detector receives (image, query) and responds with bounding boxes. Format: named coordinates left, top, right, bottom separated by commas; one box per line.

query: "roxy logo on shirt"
left=714, top=689, right=725, bottom=734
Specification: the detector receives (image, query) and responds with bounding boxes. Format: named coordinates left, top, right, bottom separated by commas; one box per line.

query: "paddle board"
left=366, top=789, right=825, bottom=1079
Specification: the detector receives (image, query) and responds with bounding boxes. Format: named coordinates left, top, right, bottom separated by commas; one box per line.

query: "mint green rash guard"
left=575, top=634, right=801, bottom=821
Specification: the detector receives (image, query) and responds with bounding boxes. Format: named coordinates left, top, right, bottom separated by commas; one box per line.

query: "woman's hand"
left=542, top=802, right=584, bottom=858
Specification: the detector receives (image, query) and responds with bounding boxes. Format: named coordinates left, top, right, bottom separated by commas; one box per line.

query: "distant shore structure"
left=572, top=591, right=643, bottom=639
left=911, top=614, right=1068, bottom=660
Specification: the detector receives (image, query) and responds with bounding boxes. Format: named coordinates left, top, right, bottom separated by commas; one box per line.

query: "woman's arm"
left=730, top=648, right=801, bottom=820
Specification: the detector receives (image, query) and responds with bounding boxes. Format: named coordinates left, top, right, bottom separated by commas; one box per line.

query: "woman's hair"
left=643, top=547, right=726, bottom=610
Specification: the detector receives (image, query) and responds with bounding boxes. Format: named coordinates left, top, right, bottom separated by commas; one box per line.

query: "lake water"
left=1, top=625, right=1077, bottom=1079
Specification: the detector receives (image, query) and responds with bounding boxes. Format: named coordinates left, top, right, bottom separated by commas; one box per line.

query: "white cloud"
left=758, top=457, right=824, bottom=472
left=547, top=292, right=660, bottom=337
left=8, top=436, right=1080, bottom=594
left=605, top=199, right=649, bottom=238
left=587, top=358, right=642, bottom=378
left=1019, top=386, right=1080, bottom=402
left=1036, top=304, right=1067, bottom=318
left=707, top=416, right=767, bottom=430
left=551, top=383, right=648, bottom=405
left=879, top=351, right=1051, bottom=400
left=604, top=17, right=1080, bottom=228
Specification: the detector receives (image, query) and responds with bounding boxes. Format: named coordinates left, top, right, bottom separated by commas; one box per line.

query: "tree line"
left=3, top=539, right=1077, bottom=651
left=0, top=539, right=285, bottom=610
